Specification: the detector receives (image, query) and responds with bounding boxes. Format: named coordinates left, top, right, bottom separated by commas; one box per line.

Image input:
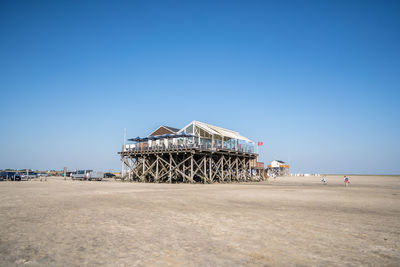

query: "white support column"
left=121, top=158, right=125, bottom=177
left=193, top=121, right=195, bottom=147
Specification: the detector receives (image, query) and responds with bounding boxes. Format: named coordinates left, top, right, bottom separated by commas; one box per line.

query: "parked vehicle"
left=71, top=170, right=104, bottom=181
left=104, top=172, right=116, bottom=178
left=3, top=172, right=21, bottom=181
left=20, top=173, right=27, bottom=180
left=87, top=171, right=104, bottom=181
left=0, top=172, right=7, bottom=181
left=71, top=170, right=92, bottom=180
left=61, top=171, right=75, bottom=177
left=21, top=172, right=38, bottom=180
left=38, top=173, right=50, bottom=177
left=14, top=173, right=21, bottom=181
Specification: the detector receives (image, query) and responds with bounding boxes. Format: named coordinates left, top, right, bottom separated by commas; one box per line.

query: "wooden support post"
left=248, top=158, right=251, bottom=180
left=142, top=156, right=146, bottom=182
left=229, top=156, right=231, bottom=182
left=156, top=156, right=159, bottom=182
left=220, top=156, right=223, bottom=183
left=209, top=156, right=212, bottom=183
left=190, top=154, right=194, bottom=183
left=203, top=156, right=207, bottom=184
left=236, top=157, right=239, bottom=181
left=169, top=154, right=172, bottom=183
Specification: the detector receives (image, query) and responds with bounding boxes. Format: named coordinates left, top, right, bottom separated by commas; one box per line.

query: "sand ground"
left=0, top=175, right=399, bottom=266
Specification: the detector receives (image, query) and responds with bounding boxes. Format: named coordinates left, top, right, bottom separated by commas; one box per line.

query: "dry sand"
left=0, top=175, right=399, bottom=266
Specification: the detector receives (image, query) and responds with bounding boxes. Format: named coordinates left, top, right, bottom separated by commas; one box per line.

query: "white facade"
left=271, top=160, right=286, bottom=168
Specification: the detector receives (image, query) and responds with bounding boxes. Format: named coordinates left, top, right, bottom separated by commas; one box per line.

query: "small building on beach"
left=267, top=160, right=290, bottom=177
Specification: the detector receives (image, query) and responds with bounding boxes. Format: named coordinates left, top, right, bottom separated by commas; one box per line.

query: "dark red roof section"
left=149, top=126, right=179, bottom=136
left=164, top=126, right=180, bottom=133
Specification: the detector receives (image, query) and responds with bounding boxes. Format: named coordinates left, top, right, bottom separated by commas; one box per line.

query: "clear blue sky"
left=1, top=0, right=399, bottom=174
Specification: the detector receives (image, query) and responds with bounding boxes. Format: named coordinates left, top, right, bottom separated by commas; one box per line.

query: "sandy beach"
left=0, top=175, right=399, bottom=266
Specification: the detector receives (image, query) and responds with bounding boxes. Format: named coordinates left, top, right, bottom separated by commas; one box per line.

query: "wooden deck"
left=119, top=146, right=257, bottom=159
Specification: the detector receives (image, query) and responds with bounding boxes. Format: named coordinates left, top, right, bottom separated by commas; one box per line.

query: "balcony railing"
left=124, top=141, right=255, bottom=154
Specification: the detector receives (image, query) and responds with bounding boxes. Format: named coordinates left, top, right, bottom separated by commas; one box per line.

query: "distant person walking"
left=344, top=176, right=350, bottom=187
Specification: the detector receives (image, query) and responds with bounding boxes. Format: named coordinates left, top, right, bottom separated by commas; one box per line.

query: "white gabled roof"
left=179, top=120, right=253, bottom=143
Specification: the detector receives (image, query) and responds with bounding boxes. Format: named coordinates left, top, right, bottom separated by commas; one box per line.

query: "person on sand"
left=321, top=177, right=327, bottom=185
left=344, top=176, right=350, bottom=187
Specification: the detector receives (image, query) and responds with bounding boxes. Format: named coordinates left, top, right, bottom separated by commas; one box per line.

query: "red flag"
left=257, top=141, right=263, bottom=146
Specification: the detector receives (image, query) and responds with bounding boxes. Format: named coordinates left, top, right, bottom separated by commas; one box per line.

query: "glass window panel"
left=214, top=134, right=222, bottom=140
left=185, top=124, right=193, bottom=134
left=198, top=128, right=211, bottom=138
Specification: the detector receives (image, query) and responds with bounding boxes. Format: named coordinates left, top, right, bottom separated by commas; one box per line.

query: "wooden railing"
left=124, top=142, right=256, bottom=154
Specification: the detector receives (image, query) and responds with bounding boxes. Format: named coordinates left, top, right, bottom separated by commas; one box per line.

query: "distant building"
left=267, top=160, right=290, bottom=177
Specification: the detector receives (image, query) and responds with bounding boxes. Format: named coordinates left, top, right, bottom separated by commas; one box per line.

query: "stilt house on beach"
left=267, top=160, right=290, bottom=177
left=119, top=121, right=265, bottom=183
